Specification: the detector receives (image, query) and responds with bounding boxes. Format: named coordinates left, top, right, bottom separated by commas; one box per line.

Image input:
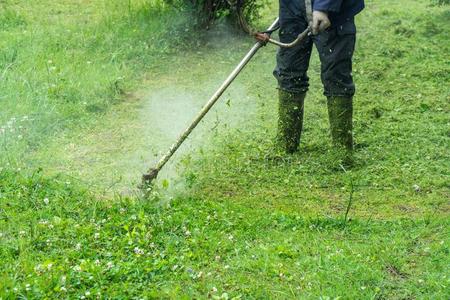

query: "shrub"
left=167, top=0, right=266, bottom=31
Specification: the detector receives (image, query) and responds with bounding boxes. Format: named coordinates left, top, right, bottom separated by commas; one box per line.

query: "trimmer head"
left=141, top=168, right=159, bottom=186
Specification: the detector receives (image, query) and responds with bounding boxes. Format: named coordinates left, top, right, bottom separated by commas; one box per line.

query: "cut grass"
left=1, top=0, right=449, bottom=298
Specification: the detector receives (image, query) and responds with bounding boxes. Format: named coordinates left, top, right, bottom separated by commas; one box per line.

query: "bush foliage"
left=167, top=0, right=266, bottom=29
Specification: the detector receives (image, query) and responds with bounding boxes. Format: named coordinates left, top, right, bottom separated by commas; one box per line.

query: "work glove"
left=312, top=10, right=331, bottom=35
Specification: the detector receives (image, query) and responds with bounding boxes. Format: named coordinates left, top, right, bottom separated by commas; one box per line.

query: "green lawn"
left=1, top=0, right=449, bottom=298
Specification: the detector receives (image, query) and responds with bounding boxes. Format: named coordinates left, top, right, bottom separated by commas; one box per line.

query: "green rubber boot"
left=276, top=90, right=306, bottom=154
left=327, top=96, right=353, bottom=166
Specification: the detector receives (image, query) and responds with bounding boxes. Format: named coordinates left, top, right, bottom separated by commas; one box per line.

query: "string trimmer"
left=142, top=18, right=311, bottom=186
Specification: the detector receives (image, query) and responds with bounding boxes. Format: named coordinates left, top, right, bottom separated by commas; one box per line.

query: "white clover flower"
left=75, top=243, right=81, bottom=250
left=73, top=265, right=82, bottom=272
left=34, top=264, right=43, bottom=274
left=94, top=259, right=100, bottom=266
left=43, top=198, right=49, bottom=205
left=94, top=233, right=100, bottom=239
left=134, top=247, right=144, bottom=255
left=19, top=230, right=26, bottom=236
left=106, top=262, right=114, bottom=269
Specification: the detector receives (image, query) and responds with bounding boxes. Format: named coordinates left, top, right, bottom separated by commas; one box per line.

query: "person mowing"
left=273, top=0, right=365, bottom=163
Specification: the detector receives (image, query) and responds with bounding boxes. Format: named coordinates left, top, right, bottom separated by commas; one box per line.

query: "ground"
left=0, top=0, right=449, bottom=298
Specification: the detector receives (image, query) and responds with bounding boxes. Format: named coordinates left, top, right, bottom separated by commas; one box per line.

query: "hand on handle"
left=312, top=11, right=331, bottom=35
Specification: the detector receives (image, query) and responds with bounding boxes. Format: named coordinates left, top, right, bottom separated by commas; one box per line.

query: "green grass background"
left=1, top=0, right=449, bottom=298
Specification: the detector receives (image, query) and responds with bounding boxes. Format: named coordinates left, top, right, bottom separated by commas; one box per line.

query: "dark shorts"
left=274, top=0, right=357, bottom=97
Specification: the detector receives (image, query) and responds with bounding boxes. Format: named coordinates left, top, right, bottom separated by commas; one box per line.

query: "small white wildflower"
left=94, top=259, right=101, bottom=266
left=61, top=286, right=67, bottom=292
left=47, top=263, right=53, bottom=270
left=61, top=276, right=66, bottom=283
left=134, top=247, right=144, bottom=255
left=73, top=265, right=82, bottom=272
left=85, top=291, right=91, bottom=296
left=94, top=232, right=100, bottom=239
left=19, top=230, right=26, bottom=236
left=43, top=198, right=49, bottom=205
left=106, top=262, right=114, bottom=269
left=34, top=264, right=43, bottom=274
left=184, top=230, right=191, bottom=237
left=224, top=265, right=230, bottom=269
left=131, top=215, right=137, bottom=220
left=75, top=243, right=81, bottom=251
left=211, top=287, right=218, bottom=292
